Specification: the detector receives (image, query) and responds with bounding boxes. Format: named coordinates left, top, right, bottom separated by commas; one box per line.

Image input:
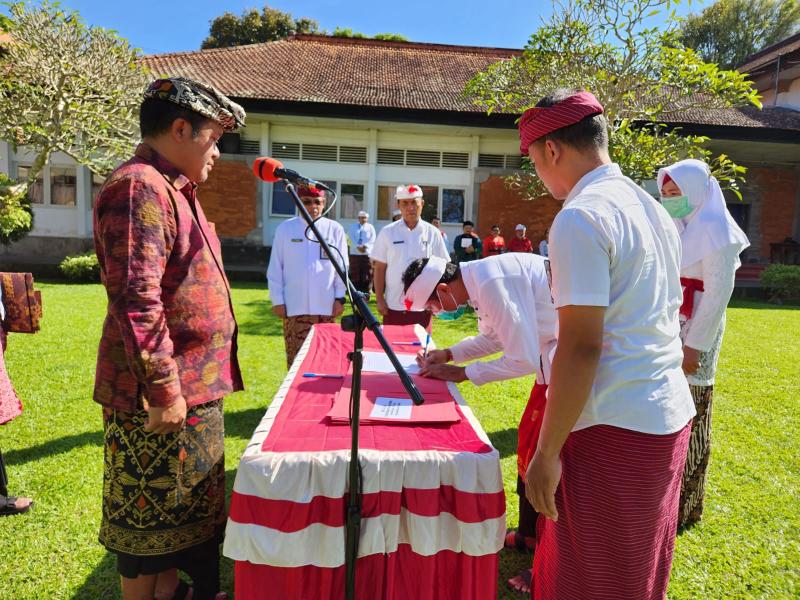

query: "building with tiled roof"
left=2, top=34, right=799, bottom=275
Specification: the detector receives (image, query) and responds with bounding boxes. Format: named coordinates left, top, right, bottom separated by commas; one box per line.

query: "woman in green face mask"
left=657, top=159, right=750, bottom=528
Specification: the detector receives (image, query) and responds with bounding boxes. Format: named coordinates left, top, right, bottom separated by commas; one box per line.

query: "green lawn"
left=0, top=282, right=797, bottom=599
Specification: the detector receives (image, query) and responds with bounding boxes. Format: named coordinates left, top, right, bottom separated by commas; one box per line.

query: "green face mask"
left=660, top=195, right=693, bottom=218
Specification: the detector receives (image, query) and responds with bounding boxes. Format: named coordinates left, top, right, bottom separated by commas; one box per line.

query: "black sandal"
left=0, top=495, right=33, bottom=517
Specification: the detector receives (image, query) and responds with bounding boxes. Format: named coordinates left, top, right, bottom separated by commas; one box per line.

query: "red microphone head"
left=253, top=157, right=283, bottom=182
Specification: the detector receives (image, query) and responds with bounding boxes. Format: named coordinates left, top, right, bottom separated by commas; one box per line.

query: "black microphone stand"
left=283, top=182, right=425, bottom=600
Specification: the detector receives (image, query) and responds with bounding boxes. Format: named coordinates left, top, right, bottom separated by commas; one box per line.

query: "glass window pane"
left=378, top=185, right=394, bottom=220
left=339, top=183, right=365, bottom=219
left=91, top=172, right=105, bottom=207
left=271, top=180, right=296, bottom=215
left=16, top=165, right=44, bottom=204
left=442, top=189, right=465, bottom=224
left=51, top=167, right=77, bottom=206
left=420, top=186, right=438, bottom=223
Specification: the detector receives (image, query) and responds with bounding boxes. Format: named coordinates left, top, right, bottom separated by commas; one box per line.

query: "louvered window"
left=478, top=154, right=505, bottom=168
left=302, top=144, right=338, bottom=162
left=377, top=148, right=405, bottom=165
left=339, top=146, right=368, bottom=163
left=406, top=150, right=441, bottom=167
left=272, top=142, right=300, bottom=159
left=442, top=152, right=469, bottom=169
left=239, top=139, right=260, bottom=155
left=505, top=155, right=523, bottom=169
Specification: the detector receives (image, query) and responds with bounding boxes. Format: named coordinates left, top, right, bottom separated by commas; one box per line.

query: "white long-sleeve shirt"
left=267, top=217, right=348, bottom=317
left=348, top=222, right=376, bottom=256
left=449, top=254, right=557, bottom=387
left=681, top=245, right=740, bottom=352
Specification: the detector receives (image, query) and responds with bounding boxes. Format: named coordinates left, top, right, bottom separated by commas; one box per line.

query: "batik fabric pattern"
left=678, top=384, right=713, bottom=528
left=93, top=143, right=243, bottom=413
left=99, top=399, right=225, bottom=555
left=282, top=315, right=334, bottom=369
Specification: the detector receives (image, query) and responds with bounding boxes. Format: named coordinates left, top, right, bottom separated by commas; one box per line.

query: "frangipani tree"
left=465, top=0, right=762, bottom=199
left=0, top=1, right=150, bottom=243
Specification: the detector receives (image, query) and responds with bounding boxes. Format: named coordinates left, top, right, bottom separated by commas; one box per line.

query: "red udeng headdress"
left=518, top=91, right=604, bottom=153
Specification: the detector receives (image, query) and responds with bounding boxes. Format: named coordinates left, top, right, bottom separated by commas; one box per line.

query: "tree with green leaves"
left=465, top=0, right=761, bottom=200
left=679, top=0, right=800, bottom=70
left=0, top=1, right=150, bottom=244
left=201, top=5, right=319, bottom=49
left=332, top=27, right=408, bottom=41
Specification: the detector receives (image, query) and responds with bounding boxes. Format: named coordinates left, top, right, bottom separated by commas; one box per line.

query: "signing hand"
left=145, top=396, right=187, bottom=434
left=525, top=448, right=562, bottom=521
left=682, top=346, right=701, bottom=375
left=272, top=304, right=287, bottom=318
left=419, top=363, right=467, bottom=382
left=416, top=348, right=449, bottom=368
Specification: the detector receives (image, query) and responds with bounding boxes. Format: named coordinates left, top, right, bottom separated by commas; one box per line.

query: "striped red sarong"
left=534, top=421, right=691, bottom=600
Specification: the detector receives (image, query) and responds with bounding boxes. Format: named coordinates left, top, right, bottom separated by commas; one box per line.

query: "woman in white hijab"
left=658, top=158, right=750, bottom=528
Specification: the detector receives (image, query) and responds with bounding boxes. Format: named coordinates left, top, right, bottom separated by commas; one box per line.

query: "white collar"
left=565, top=163, right=622, bottom=206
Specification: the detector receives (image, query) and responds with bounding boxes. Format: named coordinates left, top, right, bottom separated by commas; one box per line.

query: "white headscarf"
left=657, top=159, right=750, bottom=269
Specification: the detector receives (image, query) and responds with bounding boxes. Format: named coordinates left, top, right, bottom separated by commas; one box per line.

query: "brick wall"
left=197, top=158, right=258, bottom=239
left=476, top=175, right=561, bottom=248
left=747, top=167, right=800, bottom=259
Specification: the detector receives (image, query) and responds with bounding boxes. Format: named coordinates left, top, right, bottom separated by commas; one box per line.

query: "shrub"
left=60, top=252, right=100, bottom=282
left=760, top=263, right=800, bottom=303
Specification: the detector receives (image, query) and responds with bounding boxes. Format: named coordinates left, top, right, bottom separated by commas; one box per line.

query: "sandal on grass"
left=0, top=495, right=33, bottom=517
left=504, top=528, right=534, bottom=553
left=507, top=568, right=533, bottom=595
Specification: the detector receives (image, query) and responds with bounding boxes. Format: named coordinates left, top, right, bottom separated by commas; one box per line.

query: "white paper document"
left=362, top=351, right=420, bottom=374
left=370, top=396, right=413, bottom=420
left=460, top=237, right=473, bottom=248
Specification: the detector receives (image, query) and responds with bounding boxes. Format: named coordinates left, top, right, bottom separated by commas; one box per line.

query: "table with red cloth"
left=223, top=323, right=505, bottom=599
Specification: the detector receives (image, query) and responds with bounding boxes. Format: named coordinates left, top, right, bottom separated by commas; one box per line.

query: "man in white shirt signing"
left=347, top=210, right=376, bottom=294
left=519, top=88, right=695, bottom=600
left=403, top=253, right=557, bottom=594
left=267, top=184, right=348, bottom=368
left=371, top=184, right=449, bottom=330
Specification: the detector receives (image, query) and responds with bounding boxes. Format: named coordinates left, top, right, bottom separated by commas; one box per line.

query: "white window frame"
left=15, top=162, right=79, bottom=209
left=334, top=180, right=368, bottom=221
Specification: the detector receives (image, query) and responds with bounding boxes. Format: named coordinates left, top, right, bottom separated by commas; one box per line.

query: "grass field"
left=0, top=281, right=797, bottom=599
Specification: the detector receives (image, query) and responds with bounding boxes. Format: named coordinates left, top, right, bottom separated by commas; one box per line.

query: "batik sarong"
left=99, top=399, right=226, bottom=557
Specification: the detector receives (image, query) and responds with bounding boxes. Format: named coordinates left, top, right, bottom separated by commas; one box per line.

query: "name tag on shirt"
left=291, top=238, right=303, bottom=243
left=393, top=240, right=405, bottom=245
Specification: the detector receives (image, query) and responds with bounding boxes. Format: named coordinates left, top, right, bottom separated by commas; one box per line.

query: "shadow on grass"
left=225, top=407, right=267, bottom=441
left=729, top=298, right=800, bottom=311
left=487, top=427, right=518, bottom=460
left=71, top=551, right=118, bottom=600
left=3, top=430, right=103, bottom=466
left=236, top=299, right=285, bottom=337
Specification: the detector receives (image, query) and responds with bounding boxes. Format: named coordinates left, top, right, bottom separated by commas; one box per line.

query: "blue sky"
left=5, top=0, right=706, bottom=55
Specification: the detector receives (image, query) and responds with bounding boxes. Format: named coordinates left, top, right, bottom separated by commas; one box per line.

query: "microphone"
left=252, top=157, right=331, bottom=190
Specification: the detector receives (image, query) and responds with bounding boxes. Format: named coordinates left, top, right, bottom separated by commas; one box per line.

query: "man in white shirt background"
left=371, top=184, right=450, bottom=330
left=430, top=217, right=451, bottom=253
left=347, top=210, right=376, bottom=294
left=519, top=89, right=695, bottom=599
left=267, top=184, right=348, bottom=368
